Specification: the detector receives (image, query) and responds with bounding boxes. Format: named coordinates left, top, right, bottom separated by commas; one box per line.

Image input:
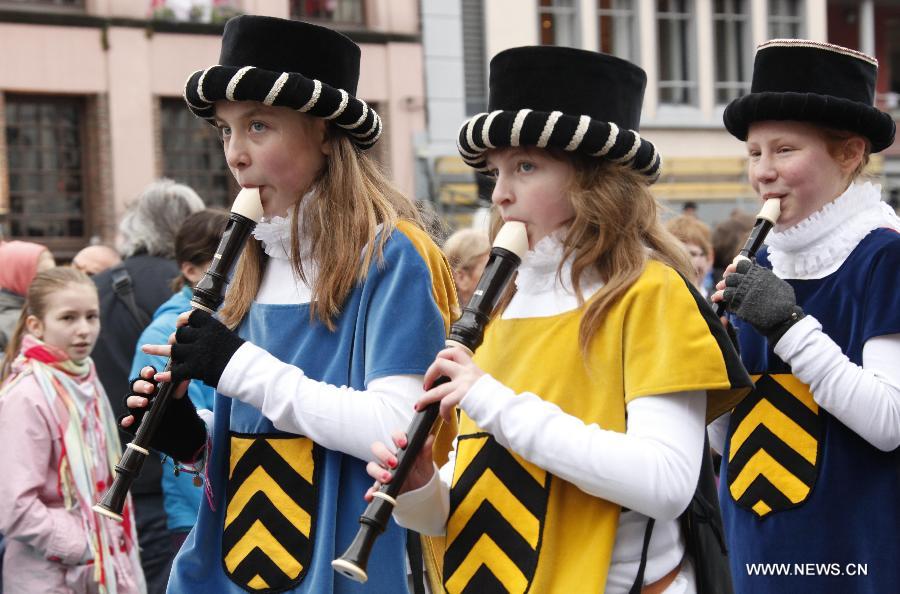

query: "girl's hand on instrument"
left=364, top=432, right=436, bottom=501
left=118, top=365, right=208, bottom=463
left=710, top=259, right=805, bottom=345
left=120, top=366, right=189, bottom=430
left=710, top=261, right=740, bottom=303
left=418, top=346, right=485, bottom=423
left=141, top=309, right=245, bottom=389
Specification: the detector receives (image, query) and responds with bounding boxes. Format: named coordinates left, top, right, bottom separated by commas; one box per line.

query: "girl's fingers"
left=120, top=415, right=134, bottom=428
left=176, top=311, right=192, bottom=327
left=126, top=395, right=149, bottom=409
left=423, top=358, right=458, bottom=389
left=415, top=381, right=456, bottom=411
left=364, top=482, right=382, bottom=503
left=365, top=460, right=392, bottom=483
left=141, top=343, right=172, bottom=357
left=154, top=370, right=173, bottom=383
left=391, top=430, right=409, bottom=449
left=440, top=398, right=459, bottom=424
left=437, top=346, right=470, bottom=364
left=140, top=366, right=156, bottom=379
left=134, top=380, right=156, bottom=394
left=370, top=441, right=397, bottom=468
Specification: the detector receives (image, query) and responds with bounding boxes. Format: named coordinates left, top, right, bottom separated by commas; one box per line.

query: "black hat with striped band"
left=724, top=39, right=895, bottom=152
left=183, top=15, right=382, bottom=149
left=457, top=46, right=661, bottom=181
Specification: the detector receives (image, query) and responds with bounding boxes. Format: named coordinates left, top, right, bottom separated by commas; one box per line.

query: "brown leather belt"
left=641, top=560, right=683, bottom=594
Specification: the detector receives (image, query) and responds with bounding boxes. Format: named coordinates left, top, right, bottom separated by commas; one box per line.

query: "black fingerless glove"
left=171, top=309, right=245, bottom=389
left=119, top=368, right=208, bottom=463
left=722, top=259, right=805, bottom=346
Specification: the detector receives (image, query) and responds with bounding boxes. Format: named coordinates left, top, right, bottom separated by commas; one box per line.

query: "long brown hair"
left=490, top=153, right=693, bottom=352
left=219, top=130, right=422, bottom=330
left=1, top=267, right=96, bottom=383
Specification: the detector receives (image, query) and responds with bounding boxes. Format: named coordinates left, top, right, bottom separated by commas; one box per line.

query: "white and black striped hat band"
left=457, top=109, right=661, bottom=181
left=182, top=15, right=382, bottom=150
left=183, top=65, right=382, bottom=149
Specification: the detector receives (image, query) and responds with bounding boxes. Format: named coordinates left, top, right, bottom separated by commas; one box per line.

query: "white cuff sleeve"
left=775, top=316, right=900, bottom=451
left=460, top=375, right=706, bottom=521
left=217, top=342, right=422, bottom=461
left=392, top=461, right=452, bottom=536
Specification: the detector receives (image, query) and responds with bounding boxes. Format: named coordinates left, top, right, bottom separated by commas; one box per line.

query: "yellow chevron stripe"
left=515, top=452, right=547, bottom=486
left=752, top=500, right=772, bottom=517
left=224, top=519, right=302, bottom=577
left=229, top=436, right=255, bottom=476
left=446, top=469, right=540, bottom=549
left=444, top=534, right=528, bottom=594
left=456, top=435, right=489, bottom=468
left=728, top=398, right=817, bottom=464
left=730, top=449, right=810, bottom=502
left=266, top=437, right=315, bottom=483
left=770, top=375, right=817, bottom=412
left=247, top=575, right=269, bottom=590
left=224, top=466, right=312, bottom=534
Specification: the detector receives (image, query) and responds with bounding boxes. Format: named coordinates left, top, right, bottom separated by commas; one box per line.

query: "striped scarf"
left=1, top=335, right=145, bottom=594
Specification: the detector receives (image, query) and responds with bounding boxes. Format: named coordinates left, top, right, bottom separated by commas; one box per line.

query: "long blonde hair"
left=219, top=130, right=423, bottom=330
left=1, top=267, right=96, bottom=383
left=490, top=153, right=693, bottom=352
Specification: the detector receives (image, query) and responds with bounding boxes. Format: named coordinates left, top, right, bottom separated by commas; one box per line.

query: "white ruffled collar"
left=766, top=181, right=900, bottom=278
left=251, top=191, right=314, bottom=260
left=515, top=231, right=603, bottom=295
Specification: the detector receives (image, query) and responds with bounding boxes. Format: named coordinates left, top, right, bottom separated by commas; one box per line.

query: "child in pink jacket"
left=0, top=267, right=144, bottom=594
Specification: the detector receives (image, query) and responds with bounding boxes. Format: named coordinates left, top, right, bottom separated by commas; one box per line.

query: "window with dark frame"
left=597, top=0, right=637, bottom=62
left=657, top=0, right=698, bottom=106
left=768, top=0, right=804, bottom=39
left=539, top=0, right=580, bottom=47
left=5, top=95, right=89, bottom=244
left=160, top=98, right=237, bottom=210
left=290, top=0, right=365, bottom=25
left=714, top=0, right=751, bottom=104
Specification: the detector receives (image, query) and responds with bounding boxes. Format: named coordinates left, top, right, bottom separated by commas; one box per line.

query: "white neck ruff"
left=251, top=190, right=315, bottom=261
left=514, top=232, right=575, bottom=295
left=506, top=233, right=602, bottom=318
left=765, top=181, right=900, bottom=279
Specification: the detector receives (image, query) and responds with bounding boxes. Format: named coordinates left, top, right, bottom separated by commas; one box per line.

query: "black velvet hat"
left=457, top=46, right=660, bottom=181
left=724, top=39, right=895, bottom=152
left=183, top=15, right=382, bottom=149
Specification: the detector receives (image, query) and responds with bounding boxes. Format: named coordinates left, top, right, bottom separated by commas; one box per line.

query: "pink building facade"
left=0, top=0, right=425, bottom=258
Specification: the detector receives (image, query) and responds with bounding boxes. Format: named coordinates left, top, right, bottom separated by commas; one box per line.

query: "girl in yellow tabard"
left=366, top=46, right=752, bottom=593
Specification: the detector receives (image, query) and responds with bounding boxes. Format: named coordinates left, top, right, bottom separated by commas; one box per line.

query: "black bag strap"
left=628, top=517, right=655, bottom=594
left=406, top=529, right=427, bottom=594
left=110, top=265, right=150, bottom=327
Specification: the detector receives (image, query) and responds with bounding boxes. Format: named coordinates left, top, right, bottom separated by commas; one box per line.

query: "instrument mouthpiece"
left=492, top=221, right=529, bottom=257
left=758, top=198, right=781, bottom=225
left=231, top=187, right=263, bottom=223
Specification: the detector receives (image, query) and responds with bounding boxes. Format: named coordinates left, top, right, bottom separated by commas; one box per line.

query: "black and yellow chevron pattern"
left=727, top=374, right=821, bottom=518
left=443, top=434, right=550, bottom=594
left=223, top=434, right=319, bottom=591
